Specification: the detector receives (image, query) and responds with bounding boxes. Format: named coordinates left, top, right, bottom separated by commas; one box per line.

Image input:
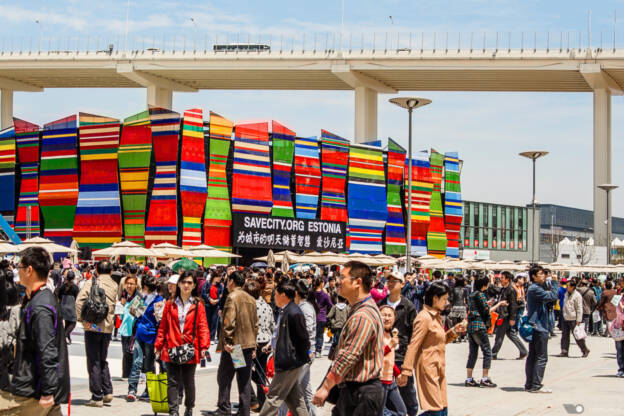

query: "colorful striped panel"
left=271, top=121, right=295, bottom=218
left=145, top=107, right=181, bottom=247
left=347, top=143, right=387, bottom=254
left=73, top=113, right=122, bottom=249
left=427, top=150, right=447, bottom=258
left=405, top=151, right=433, bottom=257
left=231, top=122, right=273, bottom=214
left=203, top=112, right=233, bottom=254
left=118, top=110, right=152, bottom=245
left=320, top=130, right=349, bottom=223
left=180, top=108, right=207, bottom=248
left=385, top=138, right=406, bottom=255
left=0, top=126, right=16, bottom=224
left=294, top=136, right=321, bottom=219
left=40, top=115, right=79, bottom=247
left=14, top=118, right=40, bottom=239
left=444, top=152, right=463, bottom=258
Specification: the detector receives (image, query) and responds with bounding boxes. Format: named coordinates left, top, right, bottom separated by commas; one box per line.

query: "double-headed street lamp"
left=519, top=151, right=549, bottom=264
left=389, top=97, right=432, bottom=273
left=598, top=183, right=618, bottom=264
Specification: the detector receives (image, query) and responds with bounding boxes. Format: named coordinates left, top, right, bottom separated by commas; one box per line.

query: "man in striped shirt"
left=312, top=261, right=384, bottom=415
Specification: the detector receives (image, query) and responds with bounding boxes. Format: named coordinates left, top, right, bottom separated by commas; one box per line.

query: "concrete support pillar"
left=1, top=89, right=13, bottom=129
left=354, top=86, right=377, bottom=143
left=593, top=88, right=611, bottom=247
left=146, top=85, right=173, bottom=109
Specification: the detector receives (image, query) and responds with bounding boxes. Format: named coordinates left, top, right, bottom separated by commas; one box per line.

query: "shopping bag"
left=573, top=324, right=587, bottom=341
left=592, top=310, right=601, bottom=323
left=487, top=312, right=498, bottom=335
left=146, top=366, right=169, bottom=415
left=610, top=321, right=624, bottom=341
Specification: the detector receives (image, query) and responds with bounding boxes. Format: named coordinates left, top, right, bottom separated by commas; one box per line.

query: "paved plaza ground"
left=66, top=327, right=621, bottom=416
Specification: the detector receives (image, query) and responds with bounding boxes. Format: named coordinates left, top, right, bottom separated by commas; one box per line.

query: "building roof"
left=536, top=203, right=624, bottom=235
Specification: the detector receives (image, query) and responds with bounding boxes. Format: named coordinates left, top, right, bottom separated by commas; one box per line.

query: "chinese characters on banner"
left=232, top=213, right=346, bottom=251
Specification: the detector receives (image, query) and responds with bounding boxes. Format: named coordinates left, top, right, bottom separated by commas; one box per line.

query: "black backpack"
left=80, top=277, right=109, bottom=324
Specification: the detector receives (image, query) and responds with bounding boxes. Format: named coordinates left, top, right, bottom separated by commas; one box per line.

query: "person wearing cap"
left=377, top=271, right=419, bottom=416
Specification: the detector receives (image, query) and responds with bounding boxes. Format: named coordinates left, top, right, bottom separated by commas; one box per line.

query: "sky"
left=2, top=1, right=624, bottom=216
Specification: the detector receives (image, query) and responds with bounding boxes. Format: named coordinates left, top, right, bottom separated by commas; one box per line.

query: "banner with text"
left=232, top=214, right=347, bottom=251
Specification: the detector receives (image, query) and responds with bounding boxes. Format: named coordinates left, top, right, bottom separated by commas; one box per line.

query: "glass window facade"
left=461, top=201, right=528, bottom=252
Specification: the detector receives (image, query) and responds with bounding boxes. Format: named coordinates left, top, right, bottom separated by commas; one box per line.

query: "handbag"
left=167, top=301, right=198, bottom=365
left=146, top=362, right=169, bottom=414
left=610, top=320, right=624, bottom=341
left=519, top=311, right=538, bottom=343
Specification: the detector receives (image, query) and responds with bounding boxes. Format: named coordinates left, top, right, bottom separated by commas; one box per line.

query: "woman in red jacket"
left=155, top=271, right=210, bottom=416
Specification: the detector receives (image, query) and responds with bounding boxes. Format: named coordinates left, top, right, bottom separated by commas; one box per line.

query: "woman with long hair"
left=313, top=277, right=332, bottom=357
left=155, top=271, right=210, bottom=416
left=201, top=270, right=224, bottom=343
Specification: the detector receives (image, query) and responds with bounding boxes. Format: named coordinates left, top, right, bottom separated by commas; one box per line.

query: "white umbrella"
left=187, top=245, right=241, bottom=258
left=150, top=242, right=194, bottom=258
left=0, top=240, right=17, bottom=254
left=92, top=241, right=156, bottom=257
left=17, top=236, right=78, bottom=254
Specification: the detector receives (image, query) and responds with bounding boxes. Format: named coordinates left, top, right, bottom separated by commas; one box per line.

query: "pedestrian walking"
left=465, top=274, right=507, bottom=388
left=118, top=274, right=138, bottom=379
left=155, top=271, right=210, bottom=416
left=377, top=271, right=419, bottom=416
left=492, top=272, right=527, bottom=360
left=312, top=260, right=384, bottom=415
left=313, top=278, right=332, bottom=358
left=378, top=305, right=406, bottom=416
left=55, top=270, right=79, bottom=345
left=201, top=270, right=223, bottom=343
left=557, top=277, right=590, bottom=358
left=0, top=247, right=70, bottom=415
left=398, top=281, right=467, bottom=416
left=448, top=276, right=468, bottom=343
left=75, top=260, right=118, bottom=407
left=524, top=266, right=559, bottom=393
left=259, top=280, right=310, bottom=416
left=210, top=271, right=258, bottom=416
left=577, top=279, right=597, bottom=335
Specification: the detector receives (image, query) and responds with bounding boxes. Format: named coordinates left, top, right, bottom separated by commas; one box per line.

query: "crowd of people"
left=0, top=247, right=622, bottom=415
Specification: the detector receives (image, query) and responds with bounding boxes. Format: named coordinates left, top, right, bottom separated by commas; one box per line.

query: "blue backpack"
left=519, top=309, right=539, bottom=343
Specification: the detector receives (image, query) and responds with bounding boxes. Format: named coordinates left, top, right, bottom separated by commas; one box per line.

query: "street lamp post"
left=519, top=151, right=549, bottom=264
left=190, top=18, right=198, bottom=52
left=389, top=97, right=432, bottom=273
left=598, top=183, right=618, bottom=264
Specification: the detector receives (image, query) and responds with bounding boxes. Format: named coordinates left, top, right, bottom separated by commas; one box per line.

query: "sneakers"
left=315, top=352, right=321, bottom=358
left=126, top=392, right=137, bottom=402
left=582, top=349, right=590, bottom=358
left=528, top=387, right=552, bottom=393
left=103, top=394, right=113, bottom=404
left=480, top=378, right=497, bottom=388
left=84, top=399, right=104, bottom=407
left=617, top=371, right=624, bottom=378
left=139, top=391, right=150, bottom=401
left=464, top=378, right=480, bottom=387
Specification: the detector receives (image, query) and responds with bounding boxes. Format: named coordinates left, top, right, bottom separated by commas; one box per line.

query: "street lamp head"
left=598, top=183, right=619, bottom=192
left=389, top=97, right=432, bottom=110
left=519, top=151, right=549, bottom=160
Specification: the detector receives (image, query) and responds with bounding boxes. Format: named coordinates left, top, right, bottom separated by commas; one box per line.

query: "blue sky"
left=2, top=1, right=624, bottom=216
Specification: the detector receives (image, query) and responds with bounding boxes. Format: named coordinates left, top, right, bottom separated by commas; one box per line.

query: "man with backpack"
left=75, top=261, right=118, bottom=407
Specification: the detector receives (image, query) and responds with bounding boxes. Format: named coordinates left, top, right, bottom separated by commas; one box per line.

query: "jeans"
left=466, top=330, right=491, bottom=370
left=615, top=340, right=624, bottom=372
left=315, top=321, right=326, bottom=354
left=217, top=348, right=254, bottom=416
left=525, top=330, right=549, bottom=391
left=167, top=363, right=196, bottom=412
left=84, top=331, right=113, bottom=401
left=560, top=320, right=588, bottom=355
left=128, top=339, right=155, bottom=394
left=420, top=409, right=448, bottom=416
left=381, top=381, right=406, bottom=416
left=492, top=320, right=527, bottom=357
left=393, top=364, right=418, bottom=416
left=206, top=304, right=219, bottom=341
left=548, top=310, right=555, bottom=336
left=120, top=335, right=134, bottom=378
left=583, top=314, right=591, bottom=335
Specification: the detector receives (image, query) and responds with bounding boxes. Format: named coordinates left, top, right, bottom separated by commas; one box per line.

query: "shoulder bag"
left=167, top=300, right=198, bottom=365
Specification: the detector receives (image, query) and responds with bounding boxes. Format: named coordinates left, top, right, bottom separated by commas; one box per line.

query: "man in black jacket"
left=0, top=247, right=69, bottom=415
left=259, top=280, right=310, bottom=416
left=492, top=272, right=527, bottom=360
left=377, top=271, right=418, bottom=416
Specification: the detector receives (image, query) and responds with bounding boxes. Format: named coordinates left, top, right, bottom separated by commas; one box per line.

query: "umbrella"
left=151, top=242, right=194, bottom=258
left=0, top=240, right=17, bottom=254
left=266, top=250, right=276, bottom=268
left=69, top=239, right=79, bottom=264
left=17, top=236, right=78, bottom=254
left=92, top=241, right=157, bottom=257
left=250, top=262, right=268, bottom=268
left=186, top=245, right=241, bottom=258
left=171, top=258, right=199, bottom=272
left=281, top=251, right=290, bottom=273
